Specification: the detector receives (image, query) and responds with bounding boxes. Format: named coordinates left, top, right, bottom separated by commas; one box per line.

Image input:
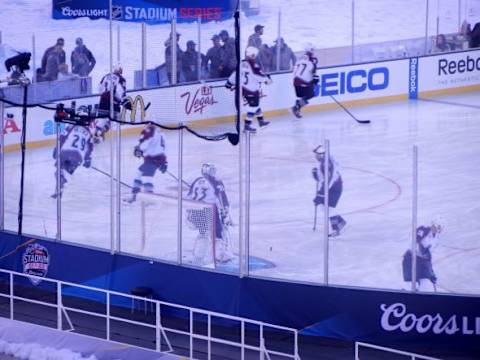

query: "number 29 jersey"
left=61, top=125, right=93, bottom=162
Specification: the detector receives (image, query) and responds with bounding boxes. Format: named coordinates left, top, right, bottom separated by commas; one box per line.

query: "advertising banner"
left=52, top=0, right=237, bottom=23
left=418, top=49, right=480, bottom=93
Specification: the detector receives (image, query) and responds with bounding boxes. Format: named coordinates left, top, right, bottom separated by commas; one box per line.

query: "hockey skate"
left=329, top=216, right=347, bottom=237
left=50, top=190, right=63, bottom=199
left=291, top=106, right=302, bottom=119
left=258, top=118, right=270, bottom=127
left=123, top=193, right=137, bottom=204
left=244, top=122, right=257, bottom=133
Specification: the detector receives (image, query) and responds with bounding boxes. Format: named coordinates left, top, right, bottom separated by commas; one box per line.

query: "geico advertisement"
left=418, top=49, right=480, bottom=91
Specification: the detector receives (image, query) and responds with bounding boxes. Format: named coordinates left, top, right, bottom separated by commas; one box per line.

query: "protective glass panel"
left=354, top=0, right=427, bottom=61
left=182, top=130, right=239, bottom=272
left=120, top=123, right=179, bottom=261
left=328, top=102, right=412, bottom=291
left=417, top=91, right=480, bottom=295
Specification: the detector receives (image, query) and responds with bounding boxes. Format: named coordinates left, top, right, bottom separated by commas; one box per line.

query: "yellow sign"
left=120, top=95, right=146, bottom=123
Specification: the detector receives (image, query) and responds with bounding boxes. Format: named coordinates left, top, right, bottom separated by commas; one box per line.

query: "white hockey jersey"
left=293, top=54, right=317, bottom=86
left=315, top=156, right=341, bottom=189
left=60, top=125, right=93, bottom=162
left=98, top=73, right=126, bottom=103
left=228, top=58, right=268, bottom=94
left=188, top=176, right=229, bottom=209
left=138, top=126, right=166, bottom=158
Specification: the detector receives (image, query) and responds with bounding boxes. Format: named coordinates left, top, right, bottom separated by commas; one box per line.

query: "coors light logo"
left=380, top=303, right=480, bottom=336
left=22, top=243, right=50, bottom=285
left=181, top=85, right=218, bottom=115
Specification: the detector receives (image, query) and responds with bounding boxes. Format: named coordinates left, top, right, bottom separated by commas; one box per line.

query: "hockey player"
left=225, top=46, right=272, bottom=133
left=51, top=121, right=94, bottom=198
left=312, top=145, right=346, bottom=237
left=124, top=124, right=168, bottom=203
left=187, top=163, right=233, bottom=264
left=402, top=223, right=442, bottom=292
left=95, top=64, right=127, bottom=142
left=291, top=43, right=319, bottom=118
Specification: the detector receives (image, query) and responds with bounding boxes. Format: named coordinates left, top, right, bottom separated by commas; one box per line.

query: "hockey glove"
left=134, top=146, right=143, bottom=158
left=225, top=80, right=235, bottom=91
left=313, top=75, right=320, bottom=85
left=83, top=158, right=91, bottom=168
left=312, top=167, right=319, bottom=181
left=159, top=162, right=168, bottom=174
left=121, top=97, right=132, bottom=110
left=313, top=193, right=325, bottom=206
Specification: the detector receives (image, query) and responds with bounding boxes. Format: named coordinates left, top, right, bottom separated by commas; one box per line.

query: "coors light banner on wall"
left=52, top=0, right=237, bottom=23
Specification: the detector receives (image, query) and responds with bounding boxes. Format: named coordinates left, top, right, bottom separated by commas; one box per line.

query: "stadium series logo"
left=181, top=85, right=218, bottom=115
left=22, top=243, right=50, bottom=285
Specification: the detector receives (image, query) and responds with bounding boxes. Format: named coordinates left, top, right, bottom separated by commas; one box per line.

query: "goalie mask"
left=201, top=163, right=216, bottom=178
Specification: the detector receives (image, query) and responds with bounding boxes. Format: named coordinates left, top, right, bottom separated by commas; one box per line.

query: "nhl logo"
left=22, top=243, right=50, bottom=285
left=112, top=5, right=123, bottom=20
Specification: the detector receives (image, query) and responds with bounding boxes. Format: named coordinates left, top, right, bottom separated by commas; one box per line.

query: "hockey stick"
left=91, top=165, right=133, bottom=189
left=329, top=95, right=371, bottom=124
left=313, top=179, right=320, bottom=231
left=166, top=170, right=191, bottom=189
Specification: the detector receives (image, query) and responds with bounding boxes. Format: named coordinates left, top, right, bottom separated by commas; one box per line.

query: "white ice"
left=4, top=91, right=480, bottom=295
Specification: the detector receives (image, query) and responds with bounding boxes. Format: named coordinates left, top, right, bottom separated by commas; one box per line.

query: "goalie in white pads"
left=291, top=43, right=319, bottom=118
left=51, top=123, right=94, bottom=198
left=95, top=64, right=127, bottom=142
left=402, top=223, right=442, bottom=292
left=124, top=124, right=168, bottom=203
left=225, top=46, right=272, bottom=133
left=312, top=145, right=346, bottom=237
left=187, top=163, right=234, bottom=265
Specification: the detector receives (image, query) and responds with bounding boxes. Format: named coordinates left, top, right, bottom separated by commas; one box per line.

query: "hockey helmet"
left=245, top=46, right=259, bottom=59
left=201, top=163, right=217, bottom=178
left=304, top=42, right=315, bottom=54
left=113, top=64, right=123, bottom=75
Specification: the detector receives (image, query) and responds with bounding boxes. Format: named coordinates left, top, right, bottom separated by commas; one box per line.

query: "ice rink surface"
left=3, top=91, right=480, bottom=295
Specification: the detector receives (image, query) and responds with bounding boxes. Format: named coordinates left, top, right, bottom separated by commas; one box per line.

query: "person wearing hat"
left=205, top=35, right=223, bottom=79
left=71, top=37, right=96, bottom=76
left=39, top=38, right=65, bottom=76
left=182, top=40, right=206, bottom=82
left=218, top=30, right=236, bottom=78
left=164, top=32, right=183, bottom=84
left=248, top=24, right=264, bottom=50
left=402, top=222, right=442, bottom=292
left=271, top=37, right=296, bottom=71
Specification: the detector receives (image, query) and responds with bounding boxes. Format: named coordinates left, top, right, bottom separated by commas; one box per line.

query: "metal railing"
left=355, top=341, right=442, bottom=360
left=0, top=268, right=300, bottom=360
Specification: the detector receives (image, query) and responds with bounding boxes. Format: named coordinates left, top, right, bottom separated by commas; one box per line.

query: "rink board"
left=3, top=48, right=480, bottom=151
left=0, top=232, right=478, bottom=358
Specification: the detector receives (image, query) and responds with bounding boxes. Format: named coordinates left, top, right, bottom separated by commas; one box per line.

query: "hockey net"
left=137, top=192, right=217, bottom=268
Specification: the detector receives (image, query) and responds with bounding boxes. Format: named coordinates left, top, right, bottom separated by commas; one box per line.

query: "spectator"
left=165, top=32, right=183, bottom=84
left=205, top=35, right=223, bottom=79
left=257, top=44, right=273, bottom=72
left=271, top=37, right=297, bottom=71
left=40, top=38, right=65, bottom=74
left=57, top=63, right=79, bottom=80
left=37, top=47, right=62, bottom=82
left=247, top=24, right=264, bottom=50
left=432, top=34, right=451, bottom=53
left=71, top=37, right=96, bottom=76
left=470, top=22, right=480, bottom=48
left=218, top=30, right=236, bottom=78
left=182, top=40, right=206, bottom=82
